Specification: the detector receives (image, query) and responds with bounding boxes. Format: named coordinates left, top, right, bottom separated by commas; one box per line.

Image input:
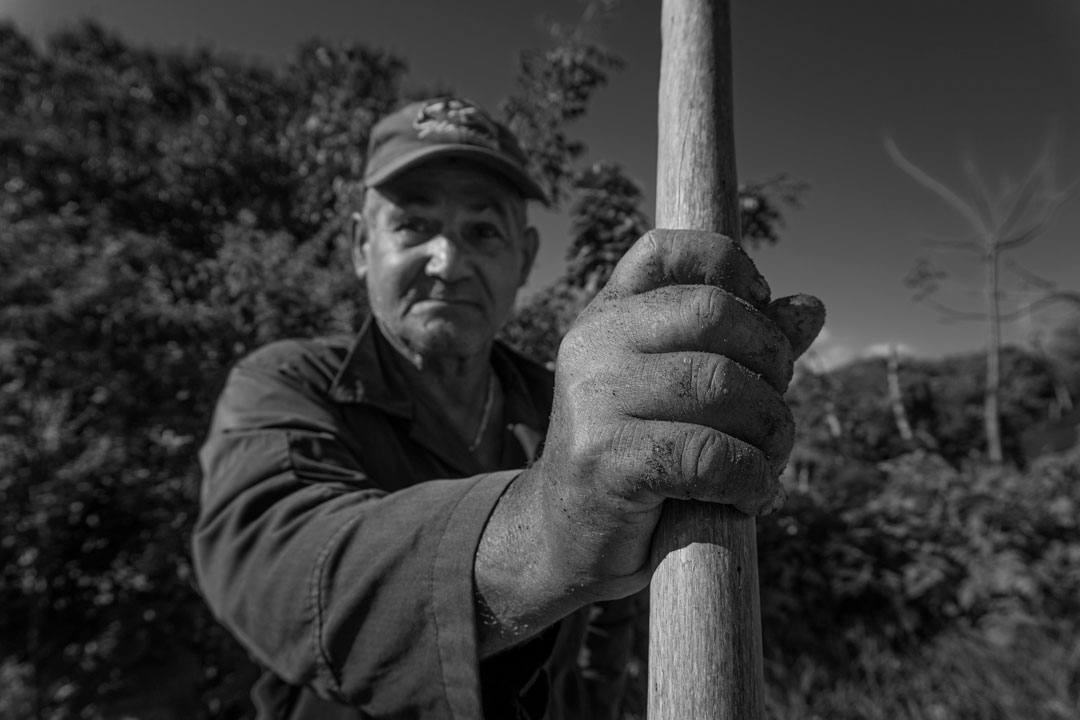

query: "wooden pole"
left=648, top=1, right=766, bottom=719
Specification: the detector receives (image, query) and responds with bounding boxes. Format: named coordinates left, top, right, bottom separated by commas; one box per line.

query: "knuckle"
left=681, top=429, right=771, bottom=505
left=559, top=312, right=592, bottom=348
left=607, top=420, right=644, bottom=457
left=562, top=307, right=619, bottom=357
left=692, top=353, right=732, bottom=408
left=688, top=284, right=725, bottom=327
left=641, top=228, right=663, bottom=255
left=554, top=407, right=625, bottom=480
left=612, top=423, right=677, bottom=500
left=681, top=429, right=724, bottom=497
left=568, top=370, right=617, bottom=415
left=569, top=417, right=607, bottom=462
left=629, top=230, right=665, bottom=282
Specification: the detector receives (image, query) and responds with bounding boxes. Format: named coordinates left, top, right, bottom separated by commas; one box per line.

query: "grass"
left=765, top=623, right=1080, bottom=720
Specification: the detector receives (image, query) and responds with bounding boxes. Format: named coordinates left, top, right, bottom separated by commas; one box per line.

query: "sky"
left=4, top=0, right=1079, bottom=368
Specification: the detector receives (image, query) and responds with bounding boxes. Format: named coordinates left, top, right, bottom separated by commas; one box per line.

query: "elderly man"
left=193, top=96, right=823, bottom=719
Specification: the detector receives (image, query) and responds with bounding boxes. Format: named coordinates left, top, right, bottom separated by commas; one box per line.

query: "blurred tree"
left=0, top=21, right=394, bottom=718
left=281, top=41, right=405, bottom=242
left=501, top=166, right=807, bottom=365
left=498, top=1, right=808, bottom=369
left=887, top=131, right=1073, bottom=463
left=738, top=173, right=808, bottom=250
left=501, top=160, right=651, bottom=365
left=1033, top=303, right=1080, bottom=415
left=499, top=1, right=625, bottom=207
left=785, top=346, right=1060, bottom=469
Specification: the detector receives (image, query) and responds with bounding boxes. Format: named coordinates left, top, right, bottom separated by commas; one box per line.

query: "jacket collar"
left=327, top=315, right=548, bottom=434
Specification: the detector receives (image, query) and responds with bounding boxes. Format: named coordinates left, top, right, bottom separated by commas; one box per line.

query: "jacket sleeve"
left=191, top=342, right=520, bottom=718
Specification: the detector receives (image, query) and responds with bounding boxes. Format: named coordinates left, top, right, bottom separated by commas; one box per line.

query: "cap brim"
left=364, top=144, right=549, bottom=204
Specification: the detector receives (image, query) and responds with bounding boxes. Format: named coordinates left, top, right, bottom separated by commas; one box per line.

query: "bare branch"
left=961, top=149, right=1000, bottom=224
left=996, top=127, right=1070, bottom=243
left=996, top=173, right=1043, bottom=239
left=996, top=216, right=1053, bottom=252
left=921, top=290, right=1080, bottom=323
left=1004, top=259, right=1058, bottom=291
left=920, top=234, right=982, bottom=252
left=998, top=291, right=1080, bottom=321
left=885, top=136, right=991, bottom=237
left=997, top=158, right=1061, bottom=239
left=923, top=297, right=987, bottom=321
left=1048, top=290, right=1080, bottom=308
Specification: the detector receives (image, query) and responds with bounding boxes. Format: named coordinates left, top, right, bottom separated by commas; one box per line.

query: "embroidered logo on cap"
left=413, top=98, right=501, bottom=151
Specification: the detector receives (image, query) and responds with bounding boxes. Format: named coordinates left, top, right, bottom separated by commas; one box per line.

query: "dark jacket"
left=193, top=318, right=637, bottom=719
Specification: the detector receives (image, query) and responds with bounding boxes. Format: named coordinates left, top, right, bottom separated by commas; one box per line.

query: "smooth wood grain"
left=648, top=1, right=766, bottom=718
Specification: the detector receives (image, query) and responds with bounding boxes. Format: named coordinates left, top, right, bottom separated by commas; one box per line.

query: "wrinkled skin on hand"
left=525, top=229, right=824, bottom=601
left=475, top=230, right=824, bottom=653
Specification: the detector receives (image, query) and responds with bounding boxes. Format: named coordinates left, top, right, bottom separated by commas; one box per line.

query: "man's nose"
left=424, top=235, right=468, bottom=281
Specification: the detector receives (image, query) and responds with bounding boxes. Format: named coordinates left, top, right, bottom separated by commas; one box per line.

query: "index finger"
left=600, top=229, right=772, bottom=308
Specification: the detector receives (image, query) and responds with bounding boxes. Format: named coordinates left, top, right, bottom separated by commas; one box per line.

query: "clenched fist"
left=476, top=229, right=824, bottom=653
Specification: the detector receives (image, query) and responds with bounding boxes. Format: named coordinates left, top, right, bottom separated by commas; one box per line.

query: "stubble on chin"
left=397, top=315, right=490, bottom=359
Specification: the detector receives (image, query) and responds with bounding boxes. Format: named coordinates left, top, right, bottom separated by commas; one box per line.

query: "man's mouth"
left=413, top=297, right=479, bottom=310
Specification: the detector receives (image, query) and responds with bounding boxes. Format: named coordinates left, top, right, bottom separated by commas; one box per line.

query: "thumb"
left=766, top=294, right=826, bottom=359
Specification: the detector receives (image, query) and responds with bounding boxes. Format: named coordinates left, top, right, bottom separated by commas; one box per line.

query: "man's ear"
left=350, top=211, right=368, bottom=281
left=518, top=226, right=539, bottom=287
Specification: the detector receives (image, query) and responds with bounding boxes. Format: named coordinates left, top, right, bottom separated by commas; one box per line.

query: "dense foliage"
left=500, top=163, right=807, bottom=365
left=1, top=20, right=397, bottom=717
left=760, top=449, right=1080, bottom=659
left=788, top=347, right=1065, bottom=469
left=2, top=17, right=1076, bottom=720
left=756, top=448, right=1080, bottom=720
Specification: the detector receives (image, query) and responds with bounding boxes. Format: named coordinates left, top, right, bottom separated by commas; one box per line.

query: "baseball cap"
left=363, top=97, right=548, bottom=204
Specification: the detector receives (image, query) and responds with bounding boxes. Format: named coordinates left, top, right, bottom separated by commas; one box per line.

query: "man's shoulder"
left=234, top=334, right=355, bottom=392
left=239, top=334, right=353, bottom=368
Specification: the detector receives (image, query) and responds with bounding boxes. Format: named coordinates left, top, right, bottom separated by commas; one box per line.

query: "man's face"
left=354, top=159, right=539, bottom=360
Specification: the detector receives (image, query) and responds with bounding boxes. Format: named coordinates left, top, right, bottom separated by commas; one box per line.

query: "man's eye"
left=471, top=223, right=504, bottom=242
left=400, top=217, right=434, bottom=233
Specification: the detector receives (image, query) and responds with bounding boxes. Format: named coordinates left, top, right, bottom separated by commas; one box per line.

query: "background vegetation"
left=2, top=18, right=1078, bottom=720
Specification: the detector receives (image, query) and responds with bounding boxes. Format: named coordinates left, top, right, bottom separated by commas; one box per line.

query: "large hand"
left=476, top=229, right=824, bottom=652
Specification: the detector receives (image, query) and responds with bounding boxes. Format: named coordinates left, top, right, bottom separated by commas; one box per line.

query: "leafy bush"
left=0, top=20, right=395, bottom=718
left=0, top=222, right=361, bottom=716
left=758, top=448, right=1080, bottom=675
left=788, top=348, right=1063, bottom=468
